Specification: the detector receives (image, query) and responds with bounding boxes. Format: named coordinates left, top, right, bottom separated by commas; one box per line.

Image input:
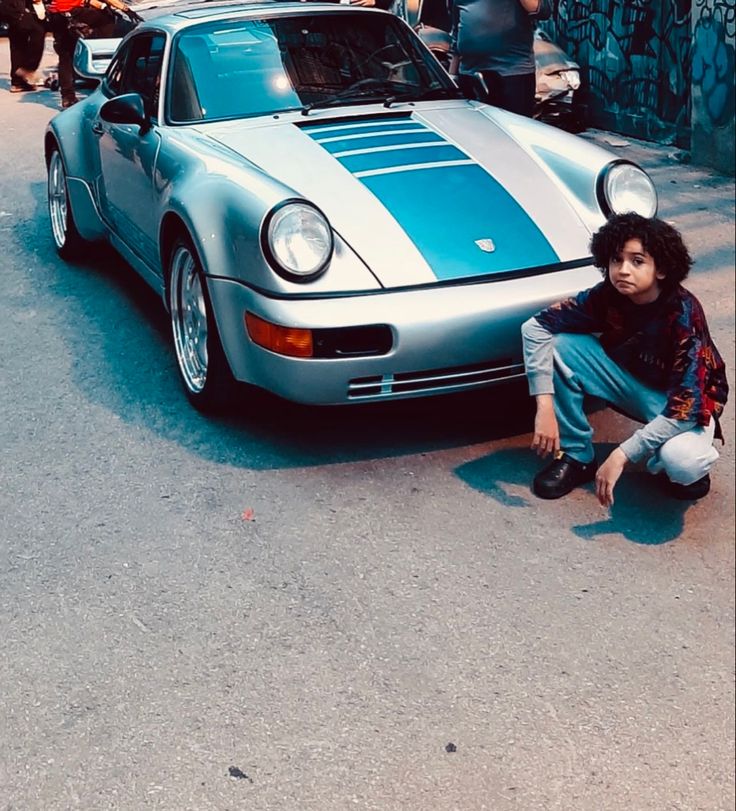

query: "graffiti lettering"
left=695, top=0, right=735, bottom=39
left=692, top=8, right=736, bottom=128
left=546, top=0, right=691, bottom=142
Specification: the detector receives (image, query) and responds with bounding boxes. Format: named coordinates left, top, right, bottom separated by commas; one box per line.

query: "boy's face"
left=608, top=238, right=665, bottom=304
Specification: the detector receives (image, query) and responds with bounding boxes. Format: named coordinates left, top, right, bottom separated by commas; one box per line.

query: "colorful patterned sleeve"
left=532, top=282, right=607, bottom=335
left=663, top=295, right=711, bottom=424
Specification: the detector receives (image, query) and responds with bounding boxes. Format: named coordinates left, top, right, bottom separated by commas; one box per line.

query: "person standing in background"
left=46, top=0, right=133, bottom=108
left=448, top=0, right=551, bottom=116
left=0, top=0, right=46, bottom=92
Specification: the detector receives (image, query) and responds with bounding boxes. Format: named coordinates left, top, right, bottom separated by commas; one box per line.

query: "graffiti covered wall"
left=691, top=0, right=735, bottom=173
left=545, top=1, right=694, bottom=145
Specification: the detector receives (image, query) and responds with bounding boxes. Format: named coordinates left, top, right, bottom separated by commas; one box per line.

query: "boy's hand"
left=531, top=394, right=559, bottom=457
left=595, top=447, right=628, bottom=508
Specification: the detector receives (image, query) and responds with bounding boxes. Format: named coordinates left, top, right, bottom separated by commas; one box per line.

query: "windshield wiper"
left=301, top=89, right=390, bottom=115
left=301, top=78, right=419, bottom=115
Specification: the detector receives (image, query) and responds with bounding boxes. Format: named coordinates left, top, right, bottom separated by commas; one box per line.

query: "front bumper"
left=207, top=264, right=600, bottom=405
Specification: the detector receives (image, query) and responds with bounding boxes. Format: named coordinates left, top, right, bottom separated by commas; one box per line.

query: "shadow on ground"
left=0, top=77, right=63, bottom=111
left=20, top=182, right=536, bottom=469
left=456, top=445, right=689, bottom=545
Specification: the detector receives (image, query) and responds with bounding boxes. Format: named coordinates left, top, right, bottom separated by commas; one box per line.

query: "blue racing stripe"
left=361, top=163, right=558, bottom=279
left=338, top=144, right=465, bottom=174
left=301, top=116, right=558, bottom=280
left=306, top=120, right=424, bottom=140
left=317, top=130, right=443, bottom=154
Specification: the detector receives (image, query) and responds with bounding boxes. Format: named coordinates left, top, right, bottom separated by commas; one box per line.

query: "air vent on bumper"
left=348, top=359, right=524, bottom=399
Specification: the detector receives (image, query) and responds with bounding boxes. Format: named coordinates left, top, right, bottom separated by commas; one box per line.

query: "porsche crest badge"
left=475, top=238, right=495, bottom=253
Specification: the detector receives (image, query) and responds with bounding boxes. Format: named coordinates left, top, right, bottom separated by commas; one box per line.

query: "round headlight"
left=599, top=162, right=657, bottom=218
left=265, top=202, right=333, bottom=280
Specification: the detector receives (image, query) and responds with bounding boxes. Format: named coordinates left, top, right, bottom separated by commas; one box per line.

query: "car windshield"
left=167, top=12, right=458, bottom=122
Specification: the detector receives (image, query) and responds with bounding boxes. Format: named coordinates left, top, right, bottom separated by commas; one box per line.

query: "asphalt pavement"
left=1, top=36, right=734, bottom=811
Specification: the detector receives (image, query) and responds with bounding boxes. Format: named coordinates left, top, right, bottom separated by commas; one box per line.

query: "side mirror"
left=100, top=93, right=149, bottom=130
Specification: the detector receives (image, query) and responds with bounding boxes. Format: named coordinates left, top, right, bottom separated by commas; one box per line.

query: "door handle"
left=91, top=121, right=104, bottom=135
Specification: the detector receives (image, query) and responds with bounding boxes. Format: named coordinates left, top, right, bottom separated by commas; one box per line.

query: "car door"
left=95, top=32, right=166, bottom=271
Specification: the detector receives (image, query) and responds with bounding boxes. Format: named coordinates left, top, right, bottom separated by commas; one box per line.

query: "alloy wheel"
left=170, top=244, right=209, bottom=394
left=48, top=151, right=68, bottom=250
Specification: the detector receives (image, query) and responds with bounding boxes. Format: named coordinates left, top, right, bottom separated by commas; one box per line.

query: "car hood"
left=198, top=102, right=593, bottom=288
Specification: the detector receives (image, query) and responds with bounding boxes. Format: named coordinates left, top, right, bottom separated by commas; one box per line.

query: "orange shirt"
left=47, top=0, right=85, bottom=12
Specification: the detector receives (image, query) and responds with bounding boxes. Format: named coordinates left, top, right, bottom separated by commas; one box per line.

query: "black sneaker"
left=533, top=452, right=597, bottom=500
left=667, top=474, right=710, bottom=500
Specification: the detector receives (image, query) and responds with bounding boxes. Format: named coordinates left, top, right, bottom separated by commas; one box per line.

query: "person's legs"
left=550, top=332, right=667, bottom=464
left=10, top=14, right=45, bottom=83
left=479, top=71, right=535, bottom=117
left=56, top=40, right=75, bottom=101
left=20, top=15, right=45, bottom=74
left=541, top=332, right=720, bottom=499
left=50, top=7, right=115, bottom=105
left=646, top=418, right=719, bottom=485
left=48, top=14, right=77, bottom=104
left=7, top=23, right=31, bottom=89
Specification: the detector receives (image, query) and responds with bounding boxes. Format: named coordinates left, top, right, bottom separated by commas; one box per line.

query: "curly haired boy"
left=522, top=213, right=728, bottom=506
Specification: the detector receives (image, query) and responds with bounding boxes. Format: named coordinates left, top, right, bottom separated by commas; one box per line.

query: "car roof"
left=131, top=0, right=369, bottom=24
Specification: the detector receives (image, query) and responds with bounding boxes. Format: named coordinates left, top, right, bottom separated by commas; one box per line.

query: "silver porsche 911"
left=46, top=0, right=657, bottom=413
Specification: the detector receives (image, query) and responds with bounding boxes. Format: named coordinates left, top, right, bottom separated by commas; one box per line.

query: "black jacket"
left=0, top=0, right=32, bottom=22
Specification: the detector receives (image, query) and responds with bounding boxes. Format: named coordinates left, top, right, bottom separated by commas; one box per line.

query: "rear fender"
left=45, top=98, right=104, bottom=182
left=45, top=121, right=107, bottom=241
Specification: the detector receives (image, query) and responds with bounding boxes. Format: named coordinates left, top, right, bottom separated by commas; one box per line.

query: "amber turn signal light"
left=245, top=312, right=314, bottom=358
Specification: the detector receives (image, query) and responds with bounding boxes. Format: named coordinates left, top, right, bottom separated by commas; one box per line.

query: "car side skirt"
left=108, top=231, right=165, bottom=297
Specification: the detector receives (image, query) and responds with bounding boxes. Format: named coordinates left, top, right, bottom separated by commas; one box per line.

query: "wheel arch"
left=45, top=125, right=108, bottom=244
left=159, top=211, right=192, bottom=312
left=164, top=218, right=239, bottom=411
left=155, top=159, right=291, bottom=292
left=44, top=131, right=59, bottom=168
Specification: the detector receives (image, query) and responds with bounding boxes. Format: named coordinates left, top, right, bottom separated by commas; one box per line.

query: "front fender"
left=156, top=133, right=381, bottom=295
left=477, top=105, right=623, bottom=232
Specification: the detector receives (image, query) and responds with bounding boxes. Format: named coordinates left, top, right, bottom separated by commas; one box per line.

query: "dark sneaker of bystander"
left=666, top=473, right=711, bottom=500
left=533, top=452, right=598, bottom=499
left=10, top=79, right=36, bottom=93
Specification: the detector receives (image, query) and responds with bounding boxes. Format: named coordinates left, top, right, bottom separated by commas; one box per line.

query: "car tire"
left=47, top=147, right=91, bottom=261
left=168, top=235, right=237, bottom=413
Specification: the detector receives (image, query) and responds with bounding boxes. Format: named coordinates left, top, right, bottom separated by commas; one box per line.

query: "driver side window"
left=109, top=34, right=166, bottom=118
left=105, top=50, right=128, bottom=96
